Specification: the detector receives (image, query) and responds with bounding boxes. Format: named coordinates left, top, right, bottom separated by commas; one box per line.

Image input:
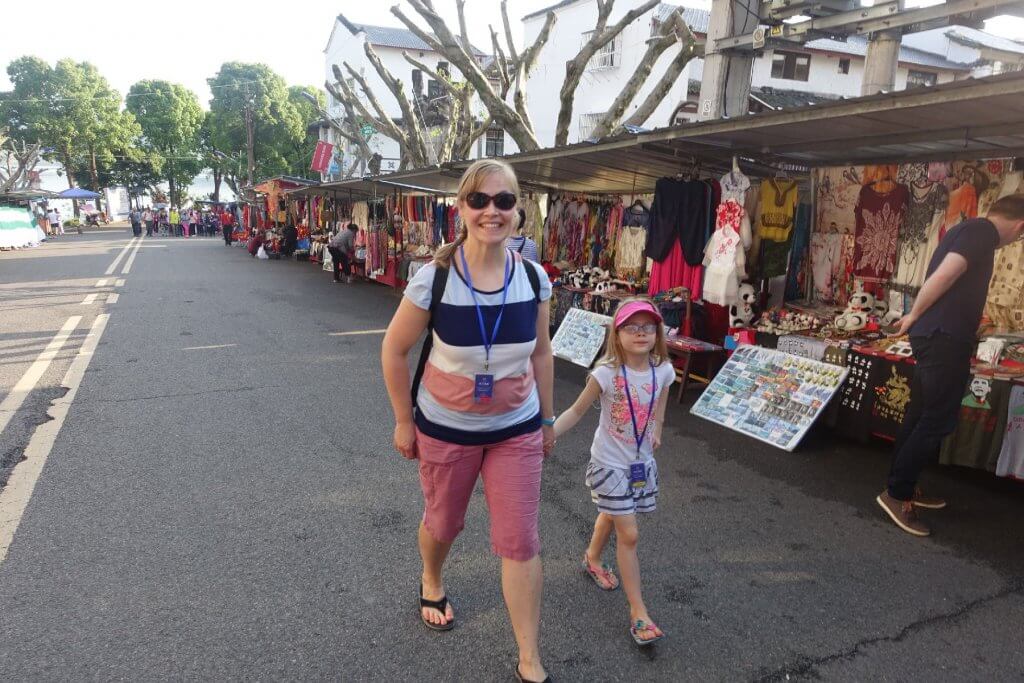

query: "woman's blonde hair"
left=434, top=158, right=520, bottom=268
left=597, top=296, right=670, bottom=368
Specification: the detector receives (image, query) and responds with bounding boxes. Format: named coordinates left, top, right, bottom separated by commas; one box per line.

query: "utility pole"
left=862, top=28, right=902, bottom=95
left=699, top=0, right=760, bottom=121
left=244, top=101, right=255, bottom=188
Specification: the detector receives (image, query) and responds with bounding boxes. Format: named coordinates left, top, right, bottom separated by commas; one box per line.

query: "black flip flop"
left=514, top=664, right=552, bottom=683
left=419, top=583, right=455, bottom=631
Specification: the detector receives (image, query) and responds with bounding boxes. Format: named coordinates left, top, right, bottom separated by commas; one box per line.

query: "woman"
left=382, top=159, right=555, bottom=683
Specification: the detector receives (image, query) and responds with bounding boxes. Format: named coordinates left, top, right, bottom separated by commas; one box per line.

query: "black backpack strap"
left=523, top=258, right=542, bottom=303
left=410, top=265, right=449, bottom=405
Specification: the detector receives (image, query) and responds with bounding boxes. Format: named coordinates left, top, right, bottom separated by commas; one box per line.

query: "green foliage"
left=127, top=80, right=204, bottom=205
left=2, top=57, right=138, bottom=189
left=206, top=62, right=305, bottom=181
left=287, top=85, right=325, bottom=179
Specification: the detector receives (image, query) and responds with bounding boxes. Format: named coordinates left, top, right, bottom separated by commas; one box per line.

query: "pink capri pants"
left=416, top=428, right=543, bottom=561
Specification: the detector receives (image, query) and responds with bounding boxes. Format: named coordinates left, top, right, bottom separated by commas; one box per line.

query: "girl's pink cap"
left=614, top=300, right=663, bottom=328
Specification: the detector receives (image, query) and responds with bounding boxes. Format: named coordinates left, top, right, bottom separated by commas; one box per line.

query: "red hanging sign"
left=310, top=141, right=334, bottom=173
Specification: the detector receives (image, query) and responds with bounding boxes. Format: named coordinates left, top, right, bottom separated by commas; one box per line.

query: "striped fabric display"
left=405, top=251, right=552, bottom=445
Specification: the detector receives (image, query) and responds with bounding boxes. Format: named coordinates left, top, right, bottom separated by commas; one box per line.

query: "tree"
left=325, top=0, right=696, bottom=168
left=0, top=128, right=43, bottom=194
left=2, top=57, right=140, bottom=213
left=126, top=80, right=204, bottom=207
left=286, top=85, right=326, bottom=179
left=206, top=63, right=305, bottom=187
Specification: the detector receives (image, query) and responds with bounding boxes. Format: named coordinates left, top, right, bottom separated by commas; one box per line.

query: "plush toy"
left=729, top=284, right=758, bottom=328
left=873, top=298, right=890, bottom=319
left=847, top=289, right=875, bottom=314
left=835, top=311, right=868, bottom=332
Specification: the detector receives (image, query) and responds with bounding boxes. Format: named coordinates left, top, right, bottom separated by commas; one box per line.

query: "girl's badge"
left=474, top=374, right=494, bottom=403
left=629, top=462, right=647, bottom=489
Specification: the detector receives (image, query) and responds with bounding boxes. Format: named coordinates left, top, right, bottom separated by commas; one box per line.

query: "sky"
left=3, top=0, right=1022, bottom=110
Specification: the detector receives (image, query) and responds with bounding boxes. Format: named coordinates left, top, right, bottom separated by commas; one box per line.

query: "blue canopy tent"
left=58, top=187, right=100, bottom=199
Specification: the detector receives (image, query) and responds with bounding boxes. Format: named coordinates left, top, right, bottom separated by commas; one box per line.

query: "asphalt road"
left=0, top=232, right=1021, bottom=681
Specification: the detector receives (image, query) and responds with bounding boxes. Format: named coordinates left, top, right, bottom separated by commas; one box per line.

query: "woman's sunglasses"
left=465, top=191, right=517, bottom=211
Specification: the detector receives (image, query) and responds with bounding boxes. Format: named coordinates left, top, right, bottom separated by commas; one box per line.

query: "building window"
left=907, top=70, right=938, bottom=88
left=771, top=50, right=811, bottom=81
left=583, top=31, right=619, bottom=69
left=427, top=80, right=443, bottom=100
left=485, top=129, right=504, bottom=157
left=838, top=58, right=850, bottom=75
left=671, top=101, right=699, bottom=125
left=579, top=112, right=605, bottom=140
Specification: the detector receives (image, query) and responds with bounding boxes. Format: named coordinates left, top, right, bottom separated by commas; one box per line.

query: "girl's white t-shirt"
left=589, top=361, right=675, bottom=469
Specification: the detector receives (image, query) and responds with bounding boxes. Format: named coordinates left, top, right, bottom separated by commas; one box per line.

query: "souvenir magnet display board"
left=690, top=345, right=849, bottom=451
left=551, top=308, right=612, bottom=368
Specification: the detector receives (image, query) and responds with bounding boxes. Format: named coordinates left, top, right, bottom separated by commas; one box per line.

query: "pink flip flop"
left=581, top=554, right=619, bottom=591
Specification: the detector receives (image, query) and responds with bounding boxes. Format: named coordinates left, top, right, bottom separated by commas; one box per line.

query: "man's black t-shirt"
left=910, top=217, right=999, bottom=342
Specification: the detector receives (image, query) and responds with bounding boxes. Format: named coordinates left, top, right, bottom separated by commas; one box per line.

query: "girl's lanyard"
left=460, top=246, right=511, bottom=403
left=621, top=363, right=657, bottom=488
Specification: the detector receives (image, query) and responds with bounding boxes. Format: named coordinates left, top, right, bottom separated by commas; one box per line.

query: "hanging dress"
left=853, top=182, right=909, bottom=293
left=702, top=199, right=748, bottom=306
left=893, top=181, right=948, bottom=296
left=756, top=178, right=799, bottom=278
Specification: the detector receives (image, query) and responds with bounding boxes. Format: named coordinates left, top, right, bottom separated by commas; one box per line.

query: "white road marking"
left=106, top=293, right=119, bottom=304
left=95, top=279, right=108, bottom=288
left=104, top=238, right=137, bottom=275
left=0, top=316, right=81, bottom=438
left=181, top=344, right=237, bottom=351
left=80, top=293, right=98, bottom=305
left=120, top=238, right=144, bottom=274
left=114, top=279, right=125, bottom=287
left=328, top=329, right=388, bottom=337
left=0, top=314, right=108, bottom=566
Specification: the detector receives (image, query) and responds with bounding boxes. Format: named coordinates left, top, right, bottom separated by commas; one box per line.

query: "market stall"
left=372, top=71, right=1024, bottom=465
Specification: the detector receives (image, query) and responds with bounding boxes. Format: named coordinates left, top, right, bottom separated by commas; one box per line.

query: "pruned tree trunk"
left=213, top=168, right=222, bottom=203
left=623, top=41, right=699, bottom=130
left=590, top=10, right=697, bottom=140
left=554, top=0, right=661, bottom=147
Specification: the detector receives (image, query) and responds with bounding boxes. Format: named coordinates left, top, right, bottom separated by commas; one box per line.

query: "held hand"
left=652, top=432, right=662, bottom=450
left=892, top=313, right=917, bottom=337
left=394, top=421, right=418, bottom=460
left=541, top=424, right=556, bottom=458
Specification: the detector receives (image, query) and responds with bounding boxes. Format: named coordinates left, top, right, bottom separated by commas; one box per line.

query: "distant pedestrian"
left=879, top=194, right=1024, bottom=537
left=221, top=208, right=234, bottom=245
left=506, top=208, right=539, bottom=262
left=553, top=297, right=673, bottom=647
left=129, top=208, right=142, bottom=237
left=189, top=210, right=199, bottom=239
left=47, top=207, right=63, bottom=236
left=328, top=223, right=358, bottom=283
left=143, top=208, right=154, bottom=237
left=170, top=208, right=180, bottom=237
left=36, top=205, right=50, bottom=236
left=282, top=223, right=297, bottom=257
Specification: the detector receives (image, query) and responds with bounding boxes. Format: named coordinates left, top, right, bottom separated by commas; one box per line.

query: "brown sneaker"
left=876, top=491, right=930, bottom=537
left=912, top=487, right=946, bottom=510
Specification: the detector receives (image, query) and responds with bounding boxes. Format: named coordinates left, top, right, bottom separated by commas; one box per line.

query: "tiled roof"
left=750, top=86, right=840, bottom=110
left=657, top=3, right=710, bottom=34
left=945, top=26, right=1024, bottom=56
left=523, top=0, right=583, bottom=21
left=340, top=19, right=487, bottom=57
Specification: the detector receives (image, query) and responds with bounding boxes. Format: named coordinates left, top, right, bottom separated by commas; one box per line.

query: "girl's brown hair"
left=433, top=158, right=521, bottom=268
left=597, top=296, right=670, bottom=369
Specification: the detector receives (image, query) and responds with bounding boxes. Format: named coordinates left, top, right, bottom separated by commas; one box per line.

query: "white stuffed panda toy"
left=835, top=311, right=868, bottom=332
left=729, top=283, right=757, bottom=328
left=847, top=289, right=875, bottom=314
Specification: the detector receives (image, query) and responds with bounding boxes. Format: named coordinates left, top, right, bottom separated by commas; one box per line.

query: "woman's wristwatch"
left=541, top=416, right=556, bottom=426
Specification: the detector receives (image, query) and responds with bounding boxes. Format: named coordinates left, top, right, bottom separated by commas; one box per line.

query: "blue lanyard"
left=621, top=363, right=657, bottom=457
left=459, top=246, right=511, bottom=372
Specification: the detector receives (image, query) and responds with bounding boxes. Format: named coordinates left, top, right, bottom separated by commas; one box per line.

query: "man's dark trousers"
left=887, top=332, right=973, bottom=500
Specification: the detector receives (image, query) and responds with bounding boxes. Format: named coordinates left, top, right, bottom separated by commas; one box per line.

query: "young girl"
left=554, top=297, right=674, bottom=646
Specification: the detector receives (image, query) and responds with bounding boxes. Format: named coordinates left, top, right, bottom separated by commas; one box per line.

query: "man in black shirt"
left=878, top=194, right=1024, bottom=537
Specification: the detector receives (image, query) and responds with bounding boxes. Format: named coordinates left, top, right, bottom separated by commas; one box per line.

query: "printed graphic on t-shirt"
left=608, top=374, right=654, bottom=446
left=961, top=377, right=993, bottom=410
left=873, top=365, right=912, bottom=422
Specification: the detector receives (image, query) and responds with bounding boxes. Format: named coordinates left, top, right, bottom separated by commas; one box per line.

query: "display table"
left=667, top=334, right=725, bottom=402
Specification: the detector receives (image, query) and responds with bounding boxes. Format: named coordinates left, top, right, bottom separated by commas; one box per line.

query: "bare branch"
left=590, top=11, right=695, bottom=139
left=500, top=1, right=520, bottom=65
left=554, top=0, right=661, bottom=146
left=519, top=12, right=557, bottom=78
left=323, top=81, right=376, bottom=157
left=392, top=1, right=540, bottom=151
left=624, top=28, right=699, bottom=129
left=361, top=42, right=430, bottom=166
left=490, top=26, right=512, bottom=97
left=340, top=63, right=406, bottom=146
left=456, top=0, right=472, bottom=54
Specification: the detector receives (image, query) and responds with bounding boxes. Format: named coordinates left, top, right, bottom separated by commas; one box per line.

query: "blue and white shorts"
left=584, top=460, right=659, bottom=516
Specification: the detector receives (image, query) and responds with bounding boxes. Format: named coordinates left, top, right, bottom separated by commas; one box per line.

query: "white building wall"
left=523, top=0, right=693, bottom=147
left=902, top=28, right=979, bottom=65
